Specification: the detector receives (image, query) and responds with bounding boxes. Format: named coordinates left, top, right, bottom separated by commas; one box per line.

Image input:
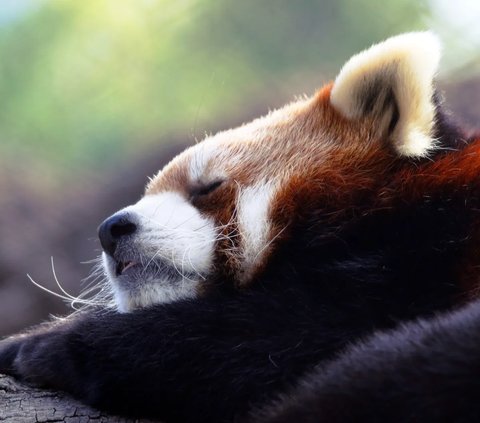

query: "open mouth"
left=107, top=253, right=198, bottom=282
left=115, top=260, right=140, bottom=276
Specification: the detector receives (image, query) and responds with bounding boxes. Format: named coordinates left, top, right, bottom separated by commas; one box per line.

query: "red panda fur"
left=1, top=32, right=480, bottom=423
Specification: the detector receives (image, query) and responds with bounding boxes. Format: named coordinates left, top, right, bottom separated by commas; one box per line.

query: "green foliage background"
left=0, top=0, right=478, bottom=176
left=0, top=0, right=425, bottom=171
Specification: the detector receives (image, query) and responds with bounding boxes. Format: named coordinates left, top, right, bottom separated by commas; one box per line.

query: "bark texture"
left=0, top=374, right=156, bottom=423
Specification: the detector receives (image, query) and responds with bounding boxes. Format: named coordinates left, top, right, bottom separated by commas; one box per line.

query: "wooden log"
left=0, top=374, right=156, bottom=423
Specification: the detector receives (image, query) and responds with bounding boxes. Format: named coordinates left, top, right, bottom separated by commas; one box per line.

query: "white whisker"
left=28, top=255, right=114, bottom=313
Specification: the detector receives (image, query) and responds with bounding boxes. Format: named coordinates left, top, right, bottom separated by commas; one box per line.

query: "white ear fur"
left=330, top=32, right=442, bottom=157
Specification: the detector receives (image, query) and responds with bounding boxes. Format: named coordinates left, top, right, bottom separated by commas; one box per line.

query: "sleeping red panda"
left=1, top=32, right=480, bottom=422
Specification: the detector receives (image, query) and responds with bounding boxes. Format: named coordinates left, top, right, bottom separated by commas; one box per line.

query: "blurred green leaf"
left=0, top=0, right=475, bottom=175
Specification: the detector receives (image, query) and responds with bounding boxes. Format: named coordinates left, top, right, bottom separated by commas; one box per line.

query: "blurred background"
left=0, top=0, right=479, bottom=336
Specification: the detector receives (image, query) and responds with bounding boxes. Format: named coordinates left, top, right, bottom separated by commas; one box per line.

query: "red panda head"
left=98, top=32, right=454, bottom=312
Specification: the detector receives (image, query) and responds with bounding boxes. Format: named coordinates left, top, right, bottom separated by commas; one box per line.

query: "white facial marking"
left=236, top=182, right=277, bottom=281
left=106, top=192, right=217, bottom=311
left=127, top=192, right=215, bottom=272
left=111, top=273, right=198, bottom=313
left=189, top=141, right=219, bottom=181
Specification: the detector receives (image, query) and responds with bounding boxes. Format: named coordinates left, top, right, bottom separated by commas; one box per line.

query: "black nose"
left=98, top=213, right=137, bottom=256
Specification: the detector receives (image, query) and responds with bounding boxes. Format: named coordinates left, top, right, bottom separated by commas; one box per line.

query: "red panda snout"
left=98, top=212, right=137, bottom=257
left=100, top=191, right=217, bottom=312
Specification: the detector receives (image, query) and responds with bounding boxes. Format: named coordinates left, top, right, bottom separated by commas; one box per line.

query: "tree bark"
left=0, top=374, right=156, bottom=423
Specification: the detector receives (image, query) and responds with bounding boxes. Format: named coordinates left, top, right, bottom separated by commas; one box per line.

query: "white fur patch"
left=107, top=192, right=217, bottom=311
left=111, top=272, right=198, bottom=313
left=189, top=141, right=219, bottom=181
left=126, top=192, right=215, bottom=272
left=331, top=32, right=441, bottom=157
left=236, top=182, right=277, bottom=281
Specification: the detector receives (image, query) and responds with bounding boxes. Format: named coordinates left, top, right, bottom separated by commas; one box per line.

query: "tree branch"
left=0, top=374, right=156, bottom=423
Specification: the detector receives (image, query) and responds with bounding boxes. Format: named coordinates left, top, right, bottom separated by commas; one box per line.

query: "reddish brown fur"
left=143, top=82, right=480, bottom=293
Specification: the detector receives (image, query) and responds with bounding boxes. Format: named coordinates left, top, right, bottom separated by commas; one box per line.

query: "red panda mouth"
left=109, top=255, right=198, bottom=282
left=115, top=260, right=139, bottom=276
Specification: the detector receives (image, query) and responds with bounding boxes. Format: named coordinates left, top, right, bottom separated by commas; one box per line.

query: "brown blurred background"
left=1, top=0, right=479, bottom=336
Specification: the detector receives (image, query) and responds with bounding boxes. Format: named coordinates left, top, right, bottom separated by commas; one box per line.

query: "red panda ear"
left=330, top=32, right=441, bottom=157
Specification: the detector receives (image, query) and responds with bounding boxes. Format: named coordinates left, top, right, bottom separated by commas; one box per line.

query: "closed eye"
left=190, top=180, right=224, bottom=198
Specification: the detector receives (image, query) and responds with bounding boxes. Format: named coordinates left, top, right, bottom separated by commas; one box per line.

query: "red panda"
left=1, top=32, right=480, bottom=422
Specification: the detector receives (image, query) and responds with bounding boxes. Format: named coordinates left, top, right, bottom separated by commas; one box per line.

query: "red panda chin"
left=104, top=251, right=203, bottom=312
